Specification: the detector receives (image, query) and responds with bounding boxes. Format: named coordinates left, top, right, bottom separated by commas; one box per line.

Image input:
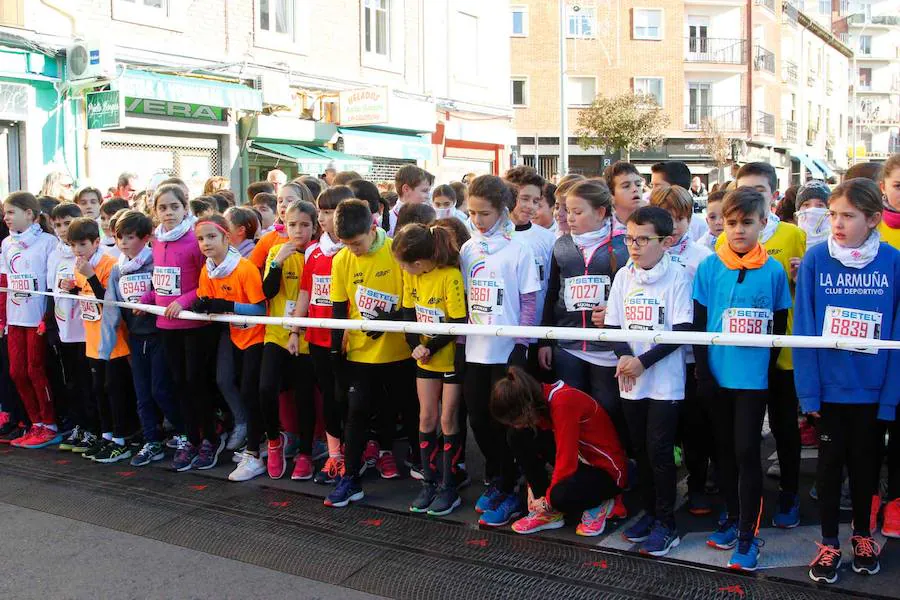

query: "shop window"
left=255, top=0, right=310, bottom=54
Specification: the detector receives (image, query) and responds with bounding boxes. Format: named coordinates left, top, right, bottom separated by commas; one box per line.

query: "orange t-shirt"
left=249, top=229, right=289, bottom=269
left=76, top=253, right=129, bottom=360
left=198, top=257, right=266, bottom=349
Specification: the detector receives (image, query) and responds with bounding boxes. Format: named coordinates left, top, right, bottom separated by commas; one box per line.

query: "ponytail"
left=392, top=222, right=460, bottom=267
left=3, top=191, right=52, bottom=233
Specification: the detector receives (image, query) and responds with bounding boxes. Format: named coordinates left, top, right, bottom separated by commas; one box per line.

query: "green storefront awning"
left=303, top=146, right=372, bottom=173
left=119, top=69, right=262, bottom=112
left=793, top=152, right=827, bottom=180
left=249, top=142, right=372, bottom=175
left=337, top=128, right=433, bottom=161
left=811, top=158, right=835, bottom=180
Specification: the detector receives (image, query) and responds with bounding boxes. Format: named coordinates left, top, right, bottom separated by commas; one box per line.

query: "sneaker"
left=324, top=475, right=364, bottom=508
left=511, top=506, right=565, bottom=534
left=641, top=521, right=681, bottom=557
left=283, top=431, right=300, bottom=458
left=228, top=452, right=266, bottom=482
left=870, top=495, right=881, bottom=536
left=362, top=440, right=379, bottom=469
left=131, top=442, right=165, bottom=467
left=881, top=498, right=900, bottom=538
left=809, top=542, right=842, bottom=584
left=312, top=439, right=328, bottom=461
left=707, top=518, right=739, bottom=550
left=687, top=495, right=712, bottom=517
left=623, top=513, right=656, bottom=543
left=475, top=485, right=504, bottom=514
left=72, top=431, right=98, bottom=454
left=92, top=442, right=132, bottom=464
left=166, top=435, right=182, bottom=450
left=408, top=462, right=425, bottom=481
left=0, top=423, right=26, bottom=444
left=10, top=425, right=41, bottom=448
left=314, top=456, right=345, bottom=484
left=291, top=454, right=313, bottom=481
left=410, top=481, right=437, bottom=513
left=727, top=536, right=763, bottom=571
left=22, top=426, right=62, bottom=449
left=376, top=451, right=399, bottom=479
left=479, top=494, right=524, bottom=527
left=800, top=420, right=818, bottom=448
left=766, top=459, right=781, bottom=479
left=267, top=433, right=287, bottom=479
left=576, top=498, right=615, bottom=537
left=773, top=493, right=801, bottom=529
left=0, top=411, right=8, bottom=428
left=850, top=535, right=881, bottom=575
left=427, top=486, right=462, bottom=517
left=82, top=438, right=110, bottom=459
left=611, top=494, right=628, bottom=520
left=58, top=426, right=83, bottom=451
left=226, top=423, right=247, bottom=451
left=172, top=440, right=197, bottom=472
left=193, top=437, right=225, bottom=470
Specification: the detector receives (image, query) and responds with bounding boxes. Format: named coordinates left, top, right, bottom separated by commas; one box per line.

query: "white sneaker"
left=228, top=452, right=266, bottom=482
left=226, top=423, right=247, bottom=451
left=767, top=459, right=781, bottom=479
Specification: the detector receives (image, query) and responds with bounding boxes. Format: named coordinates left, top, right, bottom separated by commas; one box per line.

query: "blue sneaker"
left=727, top=536, right=764, bottom=571
left=707, top=518, right=739, bottom=550
left=773, top=493, right=800, bottom=529
left=623, top=513, right=655, bottom=543
left=324, top=476, right=364, bottom=508
left=475, top=485, right=504, bottom=514
left=478, top=494, right=524, bottom=527
left=312, top=439, right=328, bottom=461
left=641, top=521, right=681, bottom=557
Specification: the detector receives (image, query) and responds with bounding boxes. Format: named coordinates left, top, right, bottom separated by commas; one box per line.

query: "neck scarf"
left=796, top=207, right=831, bottom=249
left=118, top=245, right=152, bottom=275
left=629, top=252, right=670, bottom=285
left=571, top=219, right=612, bottom=250
left=88, top=248, right=104, bottom=268
left=367, top=228, right=387, bottom=255
left=101, top=234, right=116, bottom=247
left=716, top=242, right=768, bottom=270
left=206, top=246, right=241, bottom=279
left=670, top=233, right=691, bottom=257
left=435, top=207, right=454, bottom=220
left=759, top=212, right=780, bottom=244
left=259, top=224, right=275, bottom=236
left=274, top=222, right=286, bottom=234
left=467, top=209, right=514, bottom=256
left=236, top=238, right=255, bottom=258
left=10, top=223, right=42, bottom=248
left=56, top=240, right=74, bottom=259
left=828, top=229, right=881, bottom=269
left=882, top=202, right=900, bottom=229
left=318, top=232, right=344, bottom=257
left=155, top=215, right=196, bottom=243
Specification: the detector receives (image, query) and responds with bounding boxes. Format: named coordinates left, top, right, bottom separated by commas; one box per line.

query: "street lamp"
left=559, top=0, right=571, bottom=177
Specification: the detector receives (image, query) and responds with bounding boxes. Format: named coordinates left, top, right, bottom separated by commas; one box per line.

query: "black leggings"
left=161, top=327, right=218, bottom=445
left=309, top=344, right=346, bottom=442
left=680, top=364, right=715, bottom=496
left=767, top=369, right=801, bottom=497
left=259, top=343, right=316, bottom=453
left=464, top=362, right=517, bottom=492
left=59, top=342, right=91, bottom=430
left=622, top=399, right=680, bottom=526
left=89, top=356, right=133, bottom=438
left=818, top=402, right=878, bottom=539
left=233, top=342, right=264, bottom=451
left=709, top=388, right=768, bottom=534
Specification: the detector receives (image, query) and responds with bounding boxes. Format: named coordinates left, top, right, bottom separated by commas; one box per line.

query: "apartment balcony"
left=684, top=105, right=749, bottom=132
left=755, top=0, right=776, bottom=12
left=848, top=14, right=900, bottom=27
left=684, top=37, right=747, bottom=64
left=753, top=45, right=776, bottom=74
left=782, top=119, right=798, bottom=142
left=807, top=127, right=818, bottom=146
left=756, top=111, right=775, bottom=136
left=782, top=60, right=798, bottom=84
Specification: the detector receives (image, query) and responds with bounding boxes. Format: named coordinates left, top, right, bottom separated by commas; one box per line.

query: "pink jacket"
left=140, top=229, right=207, bottom=330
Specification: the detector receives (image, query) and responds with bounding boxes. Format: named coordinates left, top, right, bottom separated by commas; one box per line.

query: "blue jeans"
left=129, top=333, right=180, bottom=442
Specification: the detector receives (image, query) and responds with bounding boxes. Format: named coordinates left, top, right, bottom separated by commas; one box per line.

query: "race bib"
left=468, top=278, right=504, bottom=317
left=563, top=275, right=609, bottom=312
left=55, top=266, right=75, bottom=294
left=79, top=298, right=101, bottom=322
left=823, top=305, right=882, bottom=355
left=152, top=266, right=181, bottom=297
left=282, top=300, right=297, bottom=330
left=722, top=308, right=772, bottom=335
left=311, top=274, right=332, bottom=307
left=8, top=273, right=37, bottom=298
left=118, top=273, right=152, bottom=303
left=354, top=285, right=398, bottom=320
left=623, top=296, right=666, bottom=330
left=415, top=304, right=445, bottom=324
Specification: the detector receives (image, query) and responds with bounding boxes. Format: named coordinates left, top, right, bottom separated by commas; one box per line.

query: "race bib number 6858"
left=722, top=308, right=773, bottom=335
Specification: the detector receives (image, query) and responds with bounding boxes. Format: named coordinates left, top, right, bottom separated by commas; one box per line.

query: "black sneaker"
left=809, top=543, right=842, bottom=584
left=409, top=463, right=425, bottom=481
left=73, top=432, right=98, bottom=454
left=427, top=486, right=462, bottom=517
left=58, top=426, right=83, bottom=451
left=409, top=482, right=437, bottom=513
left=0, top=424, right=26, bottom=444
left=93, top=442, right=132, bottom=464
left=851, top=535, right=881, bottom=575
left=82, top=437, right=109, bottom=460
left=454, top=466, right=471, bottom=490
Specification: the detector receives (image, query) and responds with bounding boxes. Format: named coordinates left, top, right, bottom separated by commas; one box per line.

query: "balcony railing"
left=782, top=60, right=798, bottom=84
left=807, top=127, right=818, bottom=146
left=757, top=111, right=775, bottom=136
left=684, top=105, right=749, bottom=132
left=782, top=1, right=799, bottom=26
left=755, top=0, right=776, bottom=12
left=754, top=45, right=776, bottom=74
left=848, top=14, right=900, bottom=26
left=783, top=119, right=798, bottom=142
left=684, top=37, right=747, bottom=64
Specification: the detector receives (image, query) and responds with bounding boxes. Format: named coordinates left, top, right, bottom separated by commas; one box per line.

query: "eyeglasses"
left=623, top=235, right=665, bottom=248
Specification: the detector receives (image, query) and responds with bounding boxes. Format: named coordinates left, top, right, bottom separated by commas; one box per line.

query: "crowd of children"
left=1, top=156, right=899, bottom=586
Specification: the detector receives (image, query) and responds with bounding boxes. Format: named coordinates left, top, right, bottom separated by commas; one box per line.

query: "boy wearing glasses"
left=605, top=206, right=694, bottom=557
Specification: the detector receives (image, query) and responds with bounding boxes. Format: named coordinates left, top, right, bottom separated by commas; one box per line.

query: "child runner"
left=140, top=183, right=219, bottom=471
left=393, top=223, right=467, bottom=516
left=251, top=191, right=277, bottom=236
left=74, top=186, right=102, bottom=222
left=99, top=198, right=128, bottom=258
left=794, top=181, right=832, bottom=250
left=225, top=206, right=258, bottom=258
left=388, top=165, right=431, bottom=236
left=606, top=206, right=693, bottom=556
left=325, top=200, right=413, bottom=507
left=290, top=186, right=354, bottom=484
left=693, top=187, right=792, bottom=571
left=552, top=174, right=585, bottom=238
left=493, top=368, right=627, bottom=537
left=431, top=184, right=458, bottom=221
left=533, top=182, right=557, bottom=233
left=190, top=214, right=267, bottom=480
left=605, top=161, right=644, bottom=234
left=100, top=210, right=181, bottom=466
left=698, top=190, right=725, bottom=252
left=460, top=175, right=540, bottom=527
left=796, top=177, right=900, bottom=584
left=0, top=192, right=58, bottom=448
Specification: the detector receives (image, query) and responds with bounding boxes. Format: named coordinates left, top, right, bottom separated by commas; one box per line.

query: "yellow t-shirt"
left=878, top=221, right=900, bottom=250
left=263, top=244, right=308, bottom=353
left=401, top=266, right=467, bottom=372
left=716, top=221, right=806, bottom=369
left=330, top=238, right=409, bottom=364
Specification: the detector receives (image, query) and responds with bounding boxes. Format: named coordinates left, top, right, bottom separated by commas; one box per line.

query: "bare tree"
left=700, top=118, right=732, bottom=185
left=575, top=92, right=669, bottom=162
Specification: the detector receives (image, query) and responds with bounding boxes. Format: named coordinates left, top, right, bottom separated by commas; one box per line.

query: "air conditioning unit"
left=66, top=40, right=116, bottom=82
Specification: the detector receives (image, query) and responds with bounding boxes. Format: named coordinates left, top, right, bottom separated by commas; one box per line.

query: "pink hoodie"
left=140, top=227, right=207, bottom=330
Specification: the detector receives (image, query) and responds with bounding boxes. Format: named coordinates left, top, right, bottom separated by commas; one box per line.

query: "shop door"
left=0, top=123, right=21, bottom=198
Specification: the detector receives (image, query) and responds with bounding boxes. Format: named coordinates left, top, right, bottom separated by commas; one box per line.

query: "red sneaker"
left=21, top=426, right=62, bottom=449
left=11, top=425, right=41, bottom=448
left=291, top=454, right=313, bottom=481
left=882, top=498, right=900, bottom=538
left=0, top=412, right=9, bottom=428
left=362, top=440, right=379, bottom=469
left=611, top=494, right=628, bottom=519
left=799, top=420, right=818, bottom=449
left=376, top=451, right=399, bottom=479
left=266, top=433, right=287, bottom=479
